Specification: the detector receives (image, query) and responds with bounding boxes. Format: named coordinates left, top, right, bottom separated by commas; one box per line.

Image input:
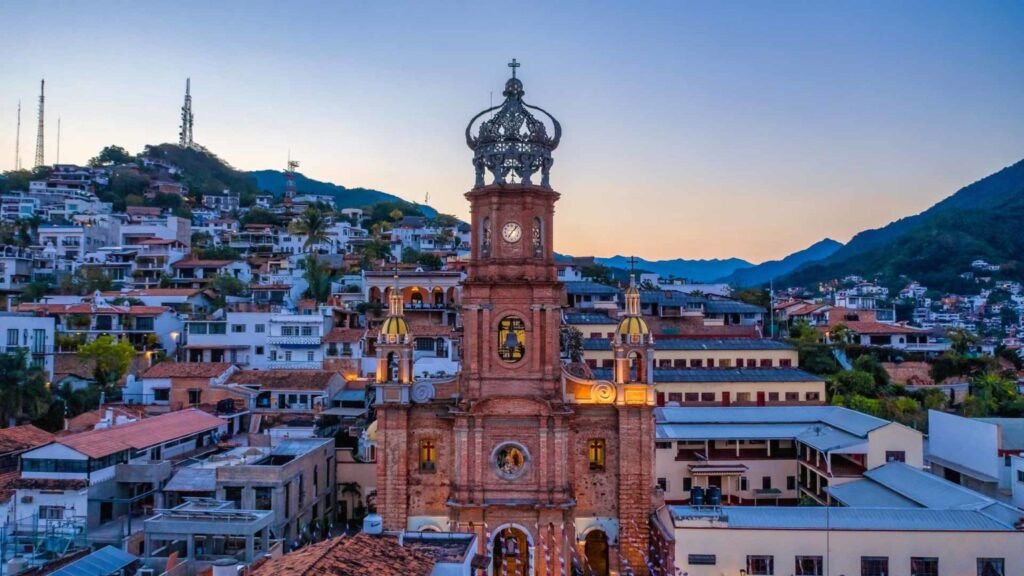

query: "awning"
left=320, top=407, right=368, bottom=418
left=688, top=464, right=748, bottom=476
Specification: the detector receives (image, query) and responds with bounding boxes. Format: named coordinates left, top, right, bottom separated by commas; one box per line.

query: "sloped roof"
left=56, top=409, right=224, bottom=458
left=564, top=281, right=619, bottom=296
left=248, top=533, right=436, bottom=576
left=141, top=362, right=235, bottom=379
left=670, top=505, right=1014, bottom=531
left=564, top=312, right=617, bottom=325
left=0, top=424, right=54, bottom=454
left=975, top=417, right=1024, bottom=451
left=228, top=370, right=340, bottom=391
left=324, top=328, right=365, bottom=344
left=656, top=406, right=889, bottom=437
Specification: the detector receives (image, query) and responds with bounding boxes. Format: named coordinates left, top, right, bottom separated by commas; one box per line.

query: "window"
left=39, top=506, right=64, bottom=520
left=977, top=558, right=1004, bottom=576
left=656, top=478, right=667, bottom=491
left=255, top=346, right=264, bottom=355
left=760, top=359, right=772, bottom=367
left=6, top=328, right=18, bottom=347
left=224, top=486, right=243, bottom=507
left=861, top=556, right=889, bottom=576
left=780, top=358, right=792, bottom=367
left=231, top=324, right=246, bottom=333
left=255, top=323, right=266, bottom=333
left=737, top=392, right=751, bottom=402
left=254, top=487, right=273, bottom=510
left=655, top=441, right=672, bottom=450
left=190, top=323, right=208, bottom=335
left=700, top=392, right=715, bottom=402
left=1004, top=455, right=1011, bottom=466
left=153, top=388, right=170, bottom=402
left=668, top=393, right=682, bottom=403
left=768, top=392, right=779, bottom=402
left=806, top=391, right=821, bottom=402
left=209, top=323, right=226, bottom=335
left=747, top=555, right=774, bottom=575
left=739, top=476, right=748, bottom=490
left=307, top=351, right=315, bottom=362
left=706, top=358, right=714, bottom=367
left=419, top=439, right=437, bottom=473
left=886, top=451, right=906, bottom=463
left=688, top=555, right=716, bottom=566
left=188, top=389, right=202, bottom=405
left=281, top=326, right=296, bottom=337
left=684, top=392, right=699, bottom=402
left=269, top=350, right=278, bottom=361
left=785, top=392, right=799, bottom=401
left=588, top=439, right=606, bottom=471
left=911, top=557, right=938, bottom=576
left=301, top=326, right=314, bottom=337
left=689, top=359, right=702, bottom=367
left=1017, top=470, right=1024, bottom=483
left=795, top=556, right=823, bottom=575
left=761, top=476, right=772, bottom=490
left=682, top=477, right=692, bottom=492
left=497, top=316, right=526, bottom=363
left=787, top=476, right=796, bottom=490
left=285, top=351, right=292, bottom=361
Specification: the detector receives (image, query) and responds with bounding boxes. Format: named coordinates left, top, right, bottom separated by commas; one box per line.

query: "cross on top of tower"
left=627, top=256, right=639, bottom=275
left=508, top=58, right=520, bottom=78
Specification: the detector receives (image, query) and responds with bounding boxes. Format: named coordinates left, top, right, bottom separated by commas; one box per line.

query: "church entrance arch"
left=490, top=523, right=533, bottom=576
left=582, top=529, right=609, bottom=576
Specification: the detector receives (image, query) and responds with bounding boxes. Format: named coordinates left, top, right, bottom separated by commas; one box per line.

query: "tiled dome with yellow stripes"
left=380, top=315, right=410, bottom=338
left=617, top=315, right=650, bottom=338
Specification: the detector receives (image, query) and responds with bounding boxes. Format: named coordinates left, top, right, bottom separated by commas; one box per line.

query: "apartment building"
left=655, top=406, right=923, bottom=505
left=0, top=312, right=56, bottom=381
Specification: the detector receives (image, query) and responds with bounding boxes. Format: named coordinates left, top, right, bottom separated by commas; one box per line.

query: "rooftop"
left=975, top=417, right=1024, bottom=451
left=581, top=337, right=793, bottom=351
left=669, top=505, right=1016, bottom=531
left=228, top=369, right=341, bottom=391
left=564, top=280, right=619, bottom=296
left=141, top=362, right=235, bottom=379
left=248, top=532, right=437, bottom=576
left=53, top=409, right=225, bottom=459
left=0, top=424, right=54, bottom=454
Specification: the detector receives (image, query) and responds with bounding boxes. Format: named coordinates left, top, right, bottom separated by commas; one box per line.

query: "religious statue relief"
left=494, top=443, right=529, bottom=480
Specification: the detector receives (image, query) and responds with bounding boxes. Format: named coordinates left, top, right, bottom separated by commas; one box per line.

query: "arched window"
left=481, top=217, right=491, bottom=257
left=532, top=217, right=543, bottom=257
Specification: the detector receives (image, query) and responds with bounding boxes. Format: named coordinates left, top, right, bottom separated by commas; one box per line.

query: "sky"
left=1, top=1, right=1023, bottom=263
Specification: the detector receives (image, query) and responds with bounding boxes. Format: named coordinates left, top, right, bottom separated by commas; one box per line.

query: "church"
left=375, top=62, right=658, bottom=576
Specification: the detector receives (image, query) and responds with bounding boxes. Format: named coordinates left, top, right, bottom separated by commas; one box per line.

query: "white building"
left=655, top=406, right=923, bottom=506
left=927, top=410, right=1023, bottom=502
left=185, top=310, right=274, bottom=368
left=0, top=312, right=56, bottom=381
left=38, top=223, right=120, bottom=262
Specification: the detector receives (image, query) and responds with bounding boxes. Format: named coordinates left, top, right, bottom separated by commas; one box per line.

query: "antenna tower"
left=34, top=79, right=45, bottom=168
left=14, top=100, right=21, bottom=170
left=285, top=153, right=299, bottom=199
left=56, top=117, right=61, bottom=165
left=179, top=78, right=194, bottom=148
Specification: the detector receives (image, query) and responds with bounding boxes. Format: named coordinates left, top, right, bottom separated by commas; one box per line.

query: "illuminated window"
left=419, top=439, right=437, bottom=473
left=588, top=438, right=606, bottom=471
left=497, top=316, right=526, bottom=363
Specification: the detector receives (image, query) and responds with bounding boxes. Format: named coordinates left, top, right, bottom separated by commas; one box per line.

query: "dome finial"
left=466, top=60, right=561, bottom=189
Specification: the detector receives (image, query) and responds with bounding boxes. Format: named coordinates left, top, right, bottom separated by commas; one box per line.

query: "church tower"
left=375, top=62, right=656, bottom=576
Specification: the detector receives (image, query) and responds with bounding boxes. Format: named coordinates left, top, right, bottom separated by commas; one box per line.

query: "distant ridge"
left=596, top=255, right=753, bottom=283
left=716, top=238, right=843, bottom=287
left=249, top=169, right=438, bottom=217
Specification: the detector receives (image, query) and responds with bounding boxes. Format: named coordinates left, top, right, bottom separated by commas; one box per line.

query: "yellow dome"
left=380, top=316, right=410, bottom=337
left=617, top=316, right=650, bottom=337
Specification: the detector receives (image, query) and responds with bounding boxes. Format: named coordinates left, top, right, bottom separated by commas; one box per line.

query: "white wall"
left=1011, top=455, right=1024, bottom=509
left=866, top=422, right=924, bottom=469
left=675, top=524, right=1022, bottom=576
left=13, top=488, right=89, bottom=523
left=928, top=410, right=1001, bottom=480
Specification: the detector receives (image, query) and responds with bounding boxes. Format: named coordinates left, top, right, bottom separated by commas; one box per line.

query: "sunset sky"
left=2, top=1, right=1023, bottom=262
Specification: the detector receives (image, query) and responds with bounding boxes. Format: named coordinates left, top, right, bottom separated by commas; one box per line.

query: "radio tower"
left=14, top=100, right=21, bottom=171
left=285, top=153, right=299, bottom=200
left=179, top=78, right=194, bottom=148
left=34, top=79, right=45, bottom=168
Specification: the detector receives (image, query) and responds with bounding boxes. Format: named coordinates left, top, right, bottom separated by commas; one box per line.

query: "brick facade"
left=375, top=182, right=656, bottom=575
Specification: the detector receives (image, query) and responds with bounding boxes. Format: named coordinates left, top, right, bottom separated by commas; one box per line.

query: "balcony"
left=675, top=446, right=798, bottom=462
left=268, top=335, right=321, bottom=346
left=267, top=360, right=322, bottom=370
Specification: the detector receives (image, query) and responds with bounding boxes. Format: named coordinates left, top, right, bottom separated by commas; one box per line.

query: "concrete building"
left=0, top=311, right=56, bottom=381
left=927, top=410, right=1024, bottom=502
left=655, top=406, right=924, bottom=505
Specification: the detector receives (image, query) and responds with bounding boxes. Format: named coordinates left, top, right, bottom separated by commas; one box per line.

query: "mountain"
left=716, top=238, right=844, bottom=287
left=780, top=158, right=1024, bottom=291
left=596, top=255, right=753, bottom=282
left=248, top=170, right=437, bottom=217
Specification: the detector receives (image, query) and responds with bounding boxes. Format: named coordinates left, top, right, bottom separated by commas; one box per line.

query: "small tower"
left=375, top=271, right=414, bottom=389
left=179, top=78, right=194, bottom=149
left=34, top=80, right=45, bottom=168
left=613, top=264, right=655, bottom=385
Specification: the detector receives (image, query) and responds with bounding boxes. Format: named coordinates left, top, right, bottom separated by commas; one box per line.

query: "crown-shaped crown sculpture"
left=465, top=59, right=562, bottom=189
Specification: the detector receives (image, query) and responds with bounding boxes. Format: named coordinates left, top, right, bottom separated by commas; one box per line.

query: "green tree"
left=78, top=335, right=135, bottom=388
left=828, top=323, right=853, bottom=346
left=289, top=207, right=330, bottom=253
left=947, top=328, right=979, bottom=356
left=210, top=274, right=248, bottom=297
left=852, top=354, right=890, bottom=389
left=733, top=287, right=770, bottom=310
left=88, top=145, right=133, bottom=167
left=240, top=208, right=278, bottom=226
left=303, top=256, right=335, bottom=304
left=0, top=351, right=52, bottom=426
left=0, top=169, right=32, bottom=193
left=788, top=320, right=821, bottom=345
left=829, top=370, right=877, bottom=399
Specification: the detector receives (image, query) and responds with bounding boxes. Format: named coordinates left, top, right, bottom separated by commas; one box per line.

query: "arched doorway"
left=583, top=530, right=609, bottom=576
left=627, top=351, right=644, bottom=383
left=491, top=525, right=531, bottom=576
left=386, top=352, right=398, bottom=382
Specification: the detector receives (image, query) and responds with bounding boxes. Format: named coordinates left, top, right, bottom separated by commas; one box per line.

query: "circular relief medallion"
left=592, top=382, right=616, bottom=404
left=493, top=443, right=529, bottom=480
left=411, top=381, right=435, bottom=403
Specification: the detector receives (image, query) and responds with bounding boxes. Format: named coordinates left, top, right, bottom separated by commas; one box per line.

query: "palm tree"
left=302, top=256, right=334, bottom=304
left=290, top=208, right=330, bottom=254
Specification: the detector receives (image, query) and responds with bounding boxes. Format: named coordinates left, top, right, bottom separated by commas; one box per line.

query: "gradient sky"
left=2, top=1, right=1023, bottom=263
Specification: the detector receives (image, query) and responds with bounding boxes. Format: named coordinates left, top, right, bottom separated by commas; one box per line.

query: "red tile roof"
left=0, top=425, right=54, bottom=455
left=248, top=533, right=436, bottom=576
left=56, top=409, right=224, bottom=458
left=141, top=362, right=235, bottom=379
left=101, top=289, right=203, bottom=297
left=228, top=370, right=341, bottom=391
left=16, top=303, right=170, bottom=316
left=822, top=321, right=925, bottom=335
left=324, top=328, right=365, bottom=344
left=0, top=471, right=21, bottom=504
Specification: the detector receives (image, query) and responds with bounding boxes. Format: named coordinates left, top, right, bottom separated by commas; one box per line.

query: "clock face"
left=502, top=222, right=522, bottom=243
